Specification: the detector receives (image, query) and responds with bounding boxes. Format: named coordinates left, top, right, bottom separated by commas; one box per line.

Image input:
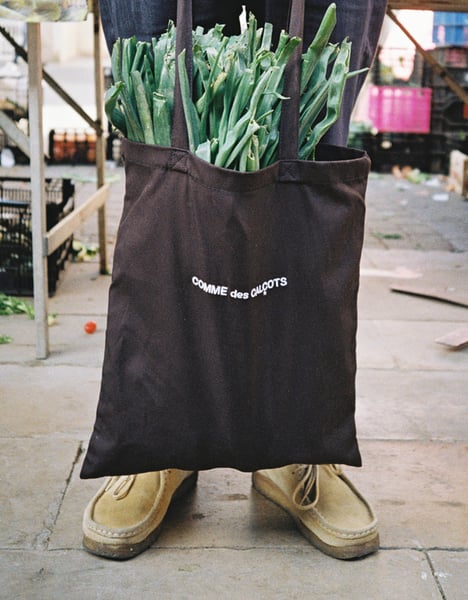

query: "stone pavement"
left=0, top=159, right=466, bottom=599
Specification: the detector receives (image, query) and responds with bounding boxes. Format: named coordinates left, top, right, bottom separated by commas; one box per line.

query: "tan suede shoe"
left=252, top=464, right=379, bottom=560
left=83, top=469, right=197, bottom=559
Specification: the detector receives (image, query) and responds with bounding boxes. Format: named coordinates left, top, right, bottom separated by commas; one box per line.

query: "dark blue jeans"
left=99, top=0, right=387, bottom=144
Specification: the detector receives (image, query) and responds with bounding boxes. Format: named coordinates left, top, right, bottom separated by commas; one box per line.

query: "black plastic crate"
left=431, top=85, right=468, bottom=107
left=431, top=108, right=468, bottom=135
left=349, top=132, right=431, bottom=173
left=431, top=86, right=468, bottom=127
left=0, top=177, right=75, bottom=296
left=426, top=45, right=468, bottom=69
left=422, top=46, right=468, bottom=89
left=423, top=64, right=468, bottom=89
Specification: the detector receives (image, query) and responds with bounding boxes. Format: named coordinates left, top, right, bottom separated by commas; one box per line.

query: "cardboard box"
left=449, top=150, right=468, bottom=197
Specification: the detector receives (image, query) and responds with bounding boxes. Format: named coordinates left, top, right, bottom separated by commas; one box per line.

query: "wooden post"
left=92, top=0, right=109, bottom=275
left=27, top=23, right=49, bottom=359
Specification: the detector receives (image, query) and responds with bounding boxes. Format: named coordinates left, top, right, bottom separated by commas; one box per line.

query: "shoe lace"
left=104, top=474, right=136, bottom=499
left=291, top=464, right=342, bottom=511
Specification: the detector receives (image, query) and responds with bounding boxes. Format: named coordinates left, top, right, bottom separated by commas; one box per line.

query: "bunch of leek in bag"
left=105, top=3, right=364, bottom=170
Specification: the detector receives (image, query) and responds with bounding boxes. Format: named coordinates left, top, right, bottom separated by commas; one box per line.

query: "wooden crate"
left=449, top=149, right=468, bottom=197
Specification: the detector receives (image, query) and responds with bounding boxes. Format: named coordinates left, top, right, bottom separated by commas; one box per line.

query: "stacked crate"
left=422, top=45, right=468, bottom=174
left=350, top=43, right=468, bottom=175
left=432, top=12, right=468, bottom=47
left=0, top=178, right=75, bottom=296
left=351, top=47, right=433, bottom=172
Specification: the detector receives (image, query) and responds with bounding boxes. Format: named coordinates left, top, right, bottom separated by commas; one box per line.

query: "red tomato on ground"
left=84, top=320, right=97, bottom=334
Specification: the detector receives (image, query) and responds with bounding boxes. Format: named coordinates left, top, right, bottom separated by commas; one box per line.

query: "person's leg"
left=309, top=0, right=387, bottom=145
left=84, top=0, right=246, bottom=561
left=99, top=0, right=244, bottom=53
left=246, top=0, right=387, bottom=145
left=250, top=0, right=386, bottom=561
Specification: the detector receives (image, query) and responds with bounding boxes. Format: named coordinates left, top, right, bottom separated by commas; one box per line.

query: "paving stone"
left=48, top=261, right=111, bottom=316
left=347, top=441, right=468, bottom=550
left=52, top=441, right=468, bottom=555
left=361, top=248, right=468, bottom=272
left=359, top=277, right=467, bottom=322
left=45, top=315, right=106, bottom=367
left=372, top=320, right=468, bottom=371
left=428, top=551, right=468, bottom=600
left=0, top=312, right=106, bottom=366
left=356, top=320, right=398, bottom=369
left=356, top=368, right=468, bottom=442
left=0, top=365, right=99, bottom=437
left=0, top=548, right=442, bottom=600
left=50, top=465, right=302, bottom=552
left=47, top=470, right=97, bottom=552
left=0, top=438, right=82, bottom=549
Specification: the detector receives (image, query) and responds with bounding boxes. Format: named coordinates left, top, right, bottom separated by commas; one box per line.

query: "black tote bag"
left=81, top=0, right=370, bottom=478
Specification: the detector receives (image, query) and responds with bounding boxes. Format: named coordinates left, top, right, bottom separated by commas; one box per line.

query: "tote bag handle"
left=172, top=0, right=305, bottom=160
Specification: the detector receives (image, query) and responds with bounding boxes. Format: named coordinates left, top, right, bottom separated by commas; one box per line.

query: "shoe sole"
left=83, top=471, right=198, bottom=560
left=252, top=472, right=379, bottom=560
